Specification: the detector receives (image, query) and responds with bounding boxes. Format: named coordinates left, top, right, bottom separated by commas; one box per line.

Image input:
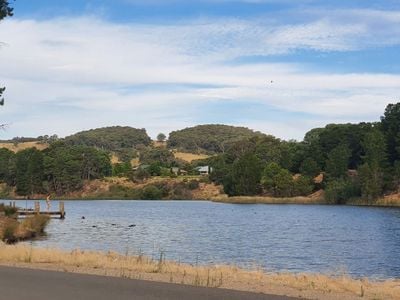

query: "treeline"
left=167, top=124, right=265, bottom=154
left=0, top=103, right=400, bottom=203
left=0, top=142, right=198, bottom=197
left=0, top=142, right=112, bottom=196
left=204, top=103, right=400, bottom=203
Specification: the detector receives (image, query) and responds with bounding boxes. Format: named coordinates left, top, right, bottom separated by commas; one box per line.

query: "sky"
left=0, top=0, right=399, bottom=141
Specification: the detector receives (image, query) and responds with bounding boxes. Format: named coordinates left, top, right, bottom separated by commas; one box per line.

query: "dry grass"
left=110, top=154, right=120, bottom=164
left=0, top=245, right=398, bottom=300
left=191, top=183, right=224, bottom=200
left=0, top=215, right=50, bottom=243
left=131, top=157, right=140, bottom=167
left=152, top=141, right=167, bottom=148
left=212, top=194, right=325, bottom=205
left=0, top=142, right=48, bottom=152
left=345, top=193, right=400, bottom=207
left=173, top=152, right=211, bottom=163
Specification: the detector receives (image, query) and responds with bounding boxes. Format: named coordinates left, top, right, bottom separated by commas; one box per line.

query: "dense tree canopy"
left=381, top=103, right=400, bottom=164
left=64, top=126, right=152, bottom=151
left=207, top=103, right=400, bottom=202
left=0, top=102, right=399, bottom=203
left=168, top=124, right=265, bottom=153
left=44, top=143, right=111, bottom=195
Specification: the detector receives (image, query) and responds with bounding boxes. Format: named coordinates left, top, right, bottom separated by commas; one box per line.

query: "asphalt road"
left=0, top=266, right=298, bottom=300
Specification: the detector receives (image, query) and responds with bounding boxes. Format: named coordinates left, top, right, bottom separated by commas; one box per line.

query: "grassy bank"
left=212, top=190, right=326, bottom=205
left=212, top=191, right=400, bottom=207
left=0, top=245, right=398, bottom=300
left=212, top=196, right=325, bottom=205
left=346, top=195, right=400, bottom=207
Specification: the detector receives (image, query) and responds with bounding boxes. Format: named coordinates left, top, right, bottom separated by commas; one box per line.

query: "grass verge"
left=0, top=245, right=398, bottom=300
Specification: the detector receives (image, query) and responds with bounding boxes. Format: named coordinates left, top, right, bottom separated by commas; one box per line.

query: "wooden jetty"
left=15, top=201, right=66, bottom=219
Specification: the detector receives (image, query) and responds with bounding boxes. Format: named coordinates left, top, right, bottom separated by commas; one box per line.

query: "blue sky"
left=0, top=0, right=399, bottom=140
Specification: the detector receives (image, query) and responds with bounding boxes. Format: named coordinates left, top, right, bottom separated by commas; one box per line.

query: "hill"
left=167, top=124, right=265, bottom=154
left=63, top=126, right=152, bottom=151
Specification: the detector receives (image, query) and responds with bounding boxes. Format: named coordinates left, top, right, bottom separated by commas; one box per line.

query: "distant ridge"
left=167, top=124, right=266, bottom=154
left=63, top=126, right=152, bottom=151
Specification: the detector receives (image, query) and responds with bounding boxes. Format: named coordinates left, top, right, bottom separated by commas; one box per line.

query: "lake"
left=5, top=200, right=400, bottom=279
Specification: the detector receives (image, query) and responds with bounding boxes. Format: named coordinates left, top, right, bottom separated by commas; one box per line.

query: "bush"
left=1, top=218, right=18, bottom=242
left=141, top=185, right=162, bottom=200
left=170, top=182, right=192, bottom=200
left=0, top=204, right=18, bottom=217
left=130, top=168, right=150, bottom=182
left=325, top=179, right=360, bottom=204
left=21, top=215, right=50, bottom=234
left=187, top=180, right=200, bottom=190
left=292, top=176, right=314, bottom=196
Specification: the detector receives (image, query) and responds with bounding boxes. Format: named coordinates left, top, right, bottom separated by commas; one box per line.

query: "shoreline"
left=0, top=245, right=398, bottom=300
left=3, top=197, right=400, bottom=208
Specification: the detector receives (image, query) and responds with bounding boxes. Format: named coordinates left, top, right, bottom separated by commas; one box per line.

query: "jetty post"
left=34, top=201, right=40, bottom=214
left=59, top=201, right=65, bottom=219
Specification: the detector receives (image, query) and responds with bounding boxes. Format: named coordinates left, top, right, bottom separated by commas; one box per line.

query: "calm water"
left=4, top=200, right=400, bottom=279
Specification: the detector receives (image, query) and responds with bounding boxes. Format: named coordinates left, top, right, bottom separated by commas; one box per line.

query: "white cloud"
left=0, top=12, right=399, bottom=140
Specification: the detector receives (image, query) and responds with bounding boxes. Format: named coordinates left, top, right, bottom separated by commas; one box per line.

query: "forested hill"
left=167, top=124, right=266, bottom=153
left=63, top=126, right=152, bottom=151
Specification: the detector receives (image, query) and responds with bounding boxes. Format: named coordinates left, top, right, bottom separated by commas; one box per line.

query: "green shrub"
left=325, top=179, right=360, bottom=204
left=292, top=176, right=314, bottom=196
left=141, top=185, right=162, bottom=200
left=0, top=204, right=18, bottom=217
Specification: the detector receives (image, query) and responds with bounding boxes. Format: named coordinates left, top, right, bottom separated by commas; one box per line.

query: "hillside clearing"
left=173, top=152, right=210, bottom=163
left=0, top=142, right=48, bottom=152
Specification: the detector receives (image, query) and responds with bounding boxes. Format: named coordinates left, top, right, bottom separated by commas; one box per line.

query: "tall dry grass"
left=0, top=215, right=50, bottom=243
left=212, top=196, right=325, bottom=205
left=0, top=245, right=398, bottom=300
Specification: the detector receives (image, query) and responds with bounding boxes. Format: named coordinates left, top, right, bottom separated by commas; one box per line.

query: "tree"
left=0, top=87, right=5, bottom=106
left=44, top=144, right=112, bottom=195
left=381, top=102, right=400, bottom=164
left=15, top=148, right=44, bottom=196
left=139, top=148, right=175, bottom=167
left=79, top=146, right=112, bottom=180
left=157, top=133, right=166, bottom=142
left=358, top=163, right=382, bottom=201
left=299, top=157, right=320, bottom=177
left=325, top=178, right=360, bottom=204
left=226, top=154, right=262, bottom=196
left=394, top=160, right=400, bottom=192
left=1, top=0, right=13, bottom=120
left=262, top=162, right=293, bottom=197
left=0, top=1, right=13, bottom=20
left=147, top=163, right=161, bottom=176
left=293, top=176, right=314, bottom=196
left=325, top=144, right=351, bottom=180
left=112, top=162, right=132, bottom=177
left=358, top=128, right=387, bottom=200
left=0, top=148, right=15, bottom=185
